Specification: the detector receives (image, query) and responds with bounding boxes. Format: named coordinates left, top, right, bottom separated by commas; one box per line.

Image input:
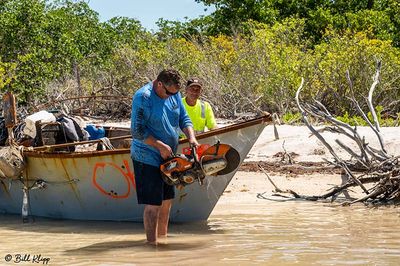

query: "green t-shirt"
left=182, top=97, right=217, bottom=133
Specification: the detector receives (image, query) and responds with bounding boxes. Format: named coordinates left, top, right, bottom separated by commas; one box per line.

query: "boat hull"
left=0, top=117, right=268, bottom=222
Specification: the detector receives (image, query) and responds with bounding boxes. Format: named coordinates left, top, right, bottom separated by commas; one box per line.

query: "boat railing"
left=23, top=114, right=271, bottom=155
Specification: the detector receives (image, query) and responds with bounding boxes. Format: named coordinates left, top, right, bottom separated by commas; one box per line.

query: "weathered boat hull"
left=0, top=117, right=269, bottom=222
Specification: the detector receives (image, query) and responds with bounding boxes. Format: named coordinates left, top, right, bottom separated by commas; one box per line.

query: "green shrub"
left=282, top=112, right=303, bottom=125
left=336, top=106, right=399, bottom=127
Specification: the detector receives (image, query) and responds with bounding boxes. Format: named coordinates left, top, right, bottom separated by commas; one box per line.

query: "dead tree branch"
left=296, top=78, right=369, bottom=194
left=276, top=62, right=400, bottom=205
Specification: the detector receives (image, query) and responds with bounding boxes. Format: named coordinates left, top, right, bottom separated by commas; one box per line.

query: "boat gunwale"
left=23, top=115, right=270, bottom=158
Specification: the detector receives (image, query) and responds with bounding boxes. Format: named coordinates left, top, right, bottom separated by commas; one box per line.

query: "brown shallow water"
left=1, top=199, right=400, bottom=266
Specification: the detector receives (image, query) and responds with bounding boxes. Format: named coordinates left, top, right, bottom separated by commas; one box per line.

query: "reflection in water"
left=1, top=202, right=400, bottom=265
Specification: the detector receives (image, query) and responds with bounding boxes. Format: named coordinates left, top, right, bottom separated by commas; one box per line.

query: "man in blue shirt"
left=131, top=69, right=198, bottom=245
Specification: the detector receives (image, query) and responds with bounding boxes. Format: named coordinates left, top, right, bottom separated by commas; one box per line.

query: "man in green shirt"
left=182, top=77, right=217, bottom=134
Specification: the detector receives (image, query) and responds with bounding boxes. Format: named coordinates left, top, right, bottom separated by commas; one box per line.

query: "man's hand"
left=188, top=137, right=199, bottom=148
left=144, top=135, right=173, bottom=160
left=183, top=126, right=199, bottom=148
left=156, top=141, right=173, bottom=159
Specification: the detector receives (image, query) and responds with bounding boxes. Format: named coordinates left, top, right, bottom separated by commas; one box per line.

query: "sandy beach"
left=246, top=124, right=400, bottom=163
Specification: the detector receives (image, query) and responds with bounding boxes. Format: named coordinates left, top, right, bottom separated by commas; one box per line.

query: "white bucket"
left=23, top=110, right=56, bottom=139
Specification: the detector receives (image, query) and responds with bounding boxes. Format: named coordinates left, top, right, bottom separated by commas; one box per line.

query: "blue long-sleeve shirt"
left=130, top=82, right=193, bottom=167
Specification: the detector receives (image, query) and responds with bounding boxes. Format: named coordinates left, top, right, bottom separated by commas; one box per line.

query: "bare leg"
left=158, top=199, right=172, bottom=237
left=143, top=205, right=160, bottom=244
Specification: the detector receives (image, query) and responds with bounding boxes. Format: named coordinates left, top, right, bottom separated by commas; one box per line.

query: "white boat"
left=0, top=115, right=270, bottom=222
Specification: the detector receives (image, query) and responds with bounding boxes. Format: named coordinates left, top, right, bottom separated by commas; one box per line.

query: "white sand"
left=247, top=124, right=400, bottom=163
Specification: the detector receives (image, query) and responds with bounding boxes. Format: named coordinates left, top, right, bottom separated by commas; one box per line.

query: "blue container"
left=85, top=124, right=105, bottom=140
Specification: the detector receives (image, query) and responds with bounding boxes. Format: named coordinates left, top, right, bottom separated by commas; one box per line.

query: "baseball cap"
left=186, top=77, right=203, bottom=88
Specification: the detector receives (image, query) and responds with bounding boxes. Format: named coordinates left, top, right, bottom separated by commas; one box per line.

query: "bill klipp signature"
left=4, top=254, right=50, bottom=264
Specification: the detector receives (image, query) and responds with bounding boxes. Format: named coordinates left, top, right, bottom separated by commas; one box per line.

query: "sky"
left=86, top=0, right=215, bottom=31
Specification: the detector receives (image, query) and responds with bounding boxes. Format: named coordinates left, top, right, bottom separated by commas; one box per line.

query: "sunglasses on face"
left=161, top=83, right=179, bottom=96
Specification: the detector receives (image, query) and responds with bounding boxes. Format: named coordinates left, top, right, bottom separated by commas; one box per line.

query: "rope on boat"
left=17, top=177, right=79, bottom=223
left=27, top=178, right=80, bottom=189
left=21, top=186, right=30, bottom=223
left=99, top=137, right=114, bottom=150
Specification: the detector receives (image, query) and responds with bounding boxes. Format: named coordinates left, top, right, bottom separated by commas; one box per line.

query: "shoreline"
left=216, top=170, right=368, bottom=210
left=240, top=161, right=341, bottom=175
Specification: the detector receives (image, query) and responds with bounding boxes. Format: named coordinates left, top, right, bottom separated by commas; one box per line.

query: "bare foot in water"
left=157, top=235, right=168, bottom=244
left=145, top=240, right=158, bottom=246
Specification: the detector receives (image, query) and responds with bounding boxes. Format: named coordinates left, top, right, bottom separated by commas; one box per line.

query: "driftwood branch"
left=366, top=61, right=387, bottom=155
left=266, top=62, right=399, bottom=205
left=296, top=78, right=369, bottom=194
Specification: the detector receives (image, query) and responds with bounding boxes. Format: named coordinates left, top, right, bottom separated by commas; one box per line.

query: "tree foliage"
left=0, top=0, right=51, bottom=100
left=0, top=60, right=16, bottom=90
left=195, top=0, right=400, bottom=47
left=0, top=0, right=399, bottom=121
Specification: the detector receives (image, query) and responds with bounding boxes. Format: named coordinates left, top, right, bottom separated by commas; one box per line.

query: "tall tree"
left=0, top=0, right=53, bottom=101
left=0, top=0, right=115, bottom=102
left=195, top=0, right=399, bottom=46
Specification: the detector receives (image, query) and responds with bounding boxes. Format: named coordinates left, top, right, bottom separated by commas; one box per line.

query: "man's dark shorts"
left=132, top=160, right=175, bottom=206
